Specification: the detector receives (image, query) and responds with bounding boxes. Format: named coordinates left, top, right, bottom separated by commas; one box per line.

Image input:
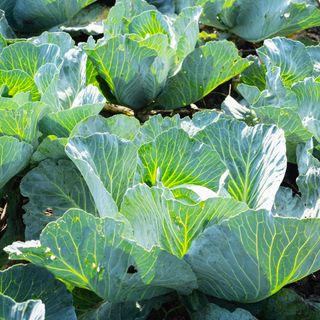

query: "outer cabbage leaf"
left=30, top=31, right=75, bottom=56
left=296, top=176, right=320, bottom=216
left=185, top=209, right=320, bottom=302
left=0, top=41, right=61, bottom=78
left=39, top=96, right=104, bottom=137
left=135, top=110, right=223, bottom=145
left=0, top=295, right=45, bottom=320
left=12, top=0, right=98, bottom=33
left=139, top=127, right=226, bottom=190
left=103, top=0, right=156, bottom=38
left=0, top=10, right=15, bottom=39
left=120, top=184, right=249, bottom=257
left=257, top=37, right=316, bottom=87
left=0, top=136, right=32, bottom=189
left=77, top=295, right=167, bottom=320
left=240, top=55, right=267, bottom=91
left=196, top=119, right=287, bottom=210
left=5, top=209, right=197, bottom=302
left=66, top=133, right=138, bottom=217
left=0, top=264, right=76, bottom=320
left=0, top=1, right=16, bottom=28
left=192, top=303, right=256, bottom=319
left=0, top=70, right=39, bottom=99
left=248, top=288, right=320, bottom=320
left=134, top=114, right=186, bottom=145
left=272, top=187, right=304, bottom=219
left=276, top=140, right=320, bottom=219
left=193, top=0, right=320, bottom=43
left=292, top=77, right=320, bottom=142
left=20, top=159, right=98, bottom=239
left=31, top=135, right=68, bottom=163
left=147, top=0, right=175, bottom=13
left=0, top=41, right=61, bottom=100
left=71, top=114, right=140, bottom=141
left=0, top=99, right=48, bottom=146
left=156, top=40, right=250, bottom=109
left=39, top=45, right=106, bottom=137
left=59, top=2, right=110, bottom=36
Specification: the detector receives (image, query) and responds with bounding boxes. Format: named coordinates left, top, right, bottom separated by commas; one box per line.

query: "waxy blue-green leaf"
left=0, top=100, right=48, bottom=146
left=0, top=42, right=61, bottom=78
left=0, top=9, right=15, bottom=39
left=196, top=119, right=287, bottom=210
left=148, top=0, right=175, bottom=13
left=0, top=136, right=32, bottom=189
left=156, top=40, right=250, bottom=109
left=249, top=288, right=320, bottom=320
left=0, top=264, right=76, bottom=320
left=103, top=0, right=156, bottom=38
left=66, top=133, right=138, bottom=217
left=12, top=0, right=98, bottom=33
left=21, top=159, right=98, bottom=239
left=5, top=209, right=197, bottom=302
left=296, top=141, right=320, bottom=218
left=0, top=295, right=45, bottom=320
left=272, top=187, right=306, bottom=220
left=58, top=2, right=109, bottom=36
left=307, top=44, right=320, bottom=79
left=77, top=294, right=169, bottom=320
left=134, top=111, right=223, bottom=146
left=257, top=37, right=315, bottom=87
left=171, top=6, right=202, bottom=66
left=240, top=55, right=267, bottom=91
left=31, top=135, right=68, bottom=163
left=71, top=114, right=140, bottom=141
left=185, top=209, right=320, bottom=303
left=0, top=41, right=62, bottom=100
left=221, top=95, right=255, bottom=122
left=30, top=31, right=75, bottom=56
left=128, top=10, right=172, bottom=39
left=86, top=35, right=169, bottom=110
left=292, top=77, right=320, bottom=142
left=39, top=98, right=104, bottom=137
left=135, top=114, right=183, bottom=145
left=139, top=127, right=226, bottom=190
left=0, top=70, right=39, bottom=99
left=253, top=106, right=312, bottom=146
left=193, top=0, right=320, bottom=43
left=247, top=94, right=312, bottom=162
left=272, top=140, right=320, bottom=219
left=121, top=184, right=248, bottom=257
left=0, top=1, right=16, bottom=28
left=38, top=46, right=105, bottom=137
left=192, top=303, right=256, bottom=320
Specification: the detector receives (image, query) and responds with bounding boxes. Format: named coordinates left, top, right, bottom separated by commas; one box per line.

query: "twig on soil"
left=0, top=203, right=8, bottom=233
left=104, top=103, right=135, bottom=116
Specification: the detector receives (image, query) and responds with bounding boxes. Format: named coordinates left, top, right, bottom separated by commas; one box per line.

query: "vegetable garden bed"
left=0, top=0, right=320, bottom=319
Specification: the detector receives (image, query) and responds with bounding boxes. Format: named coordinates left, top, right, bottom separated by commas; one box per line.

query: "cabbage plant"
left=0, top=264, right=76, bottom=320
left=0, top=0, right=100, bottom=35
left=174, top=0, right=320, bottom=43
left=0, top=32, right=105, bottom=138
left=226, top=37, right=320, bottom=161
left=85, top=0, right=250, bottom=110
left=4, top=112, right=320, bottom=316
